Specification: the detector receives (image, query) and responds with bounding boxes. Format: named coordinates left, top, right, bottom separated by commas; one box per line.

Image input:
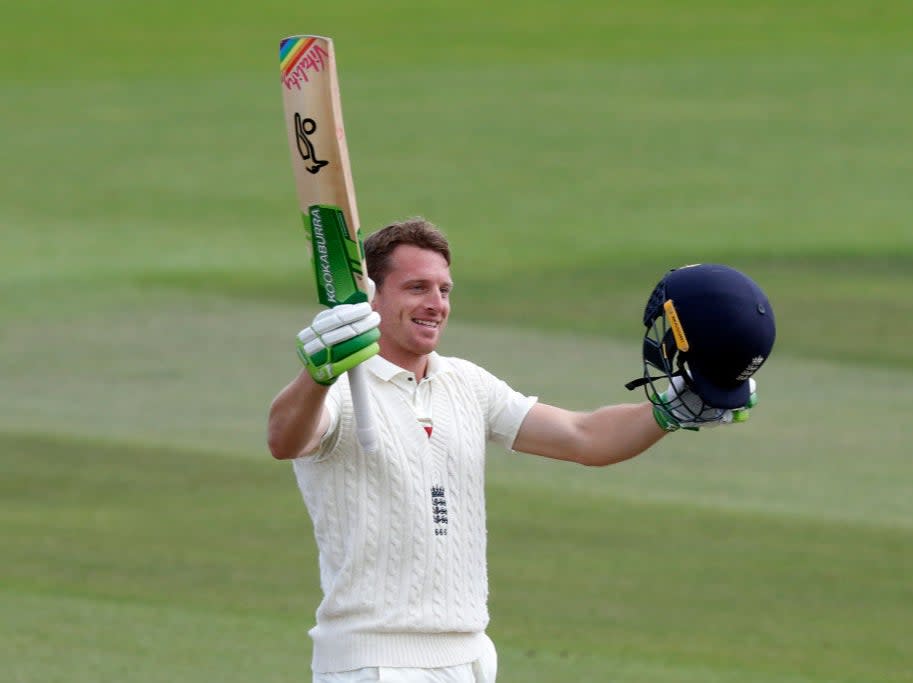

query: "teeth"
left=413, top=319, right=438, bottom=328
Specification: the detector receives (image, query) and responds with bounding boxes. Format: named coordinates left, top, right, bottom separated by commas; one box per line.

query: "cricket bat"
left=279, top=35, right=378, bottom=454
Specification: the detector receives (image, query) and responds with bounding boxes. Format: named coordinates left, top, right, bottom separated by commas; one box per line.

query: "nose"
left=424, top=288, right=446, bottom=311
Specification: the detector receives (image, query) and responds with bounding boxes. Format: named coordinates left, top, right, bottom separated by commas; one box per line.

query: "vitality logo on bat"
left=294, top=112, right=329, bottom=174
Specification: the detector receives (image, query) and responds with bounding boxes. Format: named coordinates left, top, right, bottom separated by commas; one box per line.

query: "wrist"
left=306, top=364, right=338, bottom=386
left=651, top=402, right=680, bottom=432
left=650, top=392, right=699, bottom=432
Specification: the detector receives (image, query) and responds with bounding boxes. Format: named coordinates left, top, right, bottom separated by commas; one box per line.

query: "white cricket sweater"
left=292, top=353, right=537, bottom=673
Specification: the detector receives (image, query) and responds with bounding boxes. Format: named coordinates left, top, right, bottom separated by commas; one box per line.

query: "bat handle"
left=348, top=365, right=378, bottom=454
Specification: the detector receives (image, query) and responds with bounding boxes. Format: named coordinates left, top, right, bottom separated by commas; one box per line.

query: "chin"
left=411, top=334, right=440, bottom=353
left=413, top=342, right=438, bottom=355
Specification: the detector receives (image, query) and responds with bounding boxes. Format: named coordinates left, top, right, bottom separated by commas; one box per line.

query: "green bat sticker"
left=305, top=204, right=367, bottom=307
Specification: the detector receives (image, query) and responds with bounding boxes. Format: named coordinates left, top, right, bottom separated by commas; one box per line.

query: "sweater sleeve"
left=457, top=359, right=537, bottom=450
left=310, top=376, right=347, bottom=461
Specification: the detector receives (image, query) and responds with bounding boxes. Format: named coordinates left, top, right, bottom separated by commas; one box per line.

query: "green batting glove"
left=652, top=376, right=758, bottom=432
left=296, top=303, right=380, bottom=386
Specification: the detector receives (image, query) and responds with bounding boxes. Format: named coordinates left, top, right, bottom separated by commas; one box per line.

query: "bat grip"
left=348, top=365, right=378, bottom=454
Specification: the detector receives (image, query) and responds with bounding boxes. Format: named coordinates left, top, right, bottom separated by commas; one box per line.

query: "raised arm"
left=511, top=401, right=666, bottom=467
left=267, top=370, right=332, bottom=459
left=514, top=262, right=775, bottom=467
left=267, top=302, right=380, bottom=460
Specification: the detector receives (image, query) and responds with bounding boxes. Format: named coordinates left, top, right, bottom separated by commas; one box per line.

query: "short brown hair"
left=364, top=217, right=451, bottom=289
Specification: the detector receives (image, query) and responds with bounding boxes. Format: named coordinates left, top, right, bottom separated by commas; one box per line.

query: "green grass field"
left=2, top=1, right=912, bottom=681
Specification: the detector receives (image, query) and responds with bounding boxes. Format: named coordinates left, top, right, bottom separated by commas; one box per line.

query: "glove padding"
left=297, top=303, right=380, bottom=386
left=652, top=375, right=757, bottom=432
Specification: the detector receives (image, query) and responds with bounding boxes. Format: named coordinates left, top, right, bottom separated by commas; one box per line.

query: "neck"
left=380, top=349, right=430, bottom=379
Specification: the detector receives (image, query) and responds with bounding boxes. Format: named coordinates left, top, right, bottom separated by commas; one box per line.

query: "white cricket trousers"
left=313, top=637, right=497, bottom=683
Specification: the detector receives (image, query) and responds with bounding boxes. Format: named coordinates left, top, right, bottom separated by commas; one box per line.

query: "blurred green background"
left=1, top=1, right=911, bottom=681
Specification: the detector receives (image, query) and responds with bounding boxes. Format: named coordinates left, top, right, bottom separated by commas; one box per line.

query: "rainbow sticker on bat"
left=280, top=36, right=330, bottom=90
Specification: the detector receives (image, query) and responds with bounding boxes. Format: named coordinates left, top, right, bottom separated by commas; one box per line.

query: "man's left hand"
left=652, top=376, right=757, bottom=432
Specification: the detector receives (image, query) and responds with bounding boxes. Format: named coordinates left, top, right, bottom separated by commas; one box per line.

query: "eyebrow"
left=402, top=277, right=454, bottom=289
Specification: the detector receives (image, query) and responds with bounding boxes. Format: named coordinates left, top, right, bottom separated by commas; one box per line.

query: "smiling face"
left=371, top=243, right=452, bottom=377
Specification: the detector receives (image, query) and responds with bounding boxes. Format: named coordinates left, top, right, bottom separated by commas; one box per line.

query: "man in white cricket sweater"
left=267, top=219, right=775, bottom=682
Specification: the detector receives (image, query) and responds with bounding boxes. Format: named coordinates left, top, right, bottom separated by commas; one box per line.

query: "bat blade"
left=280, top=35, right=378, bottom=454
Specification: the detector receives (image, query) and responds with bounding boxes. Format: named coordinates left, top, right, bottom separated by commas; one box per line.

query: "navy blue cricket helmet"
left=626, top=264, right=776, bottom=415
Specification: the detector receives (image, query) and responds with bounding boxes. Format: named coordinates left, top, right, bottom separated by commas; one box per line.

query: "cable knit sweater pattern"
left=292, top=355, right=536, bottom=673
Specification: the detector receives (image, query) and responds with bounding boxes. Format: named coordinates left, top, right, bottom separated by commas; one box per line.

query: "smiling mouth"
left=413, top=319, right=440, bottom=328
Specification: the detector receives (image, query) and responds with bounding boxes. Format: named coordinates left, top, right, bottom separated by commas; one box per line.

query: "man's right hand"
left=296, top=303, right=380, bottom=386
